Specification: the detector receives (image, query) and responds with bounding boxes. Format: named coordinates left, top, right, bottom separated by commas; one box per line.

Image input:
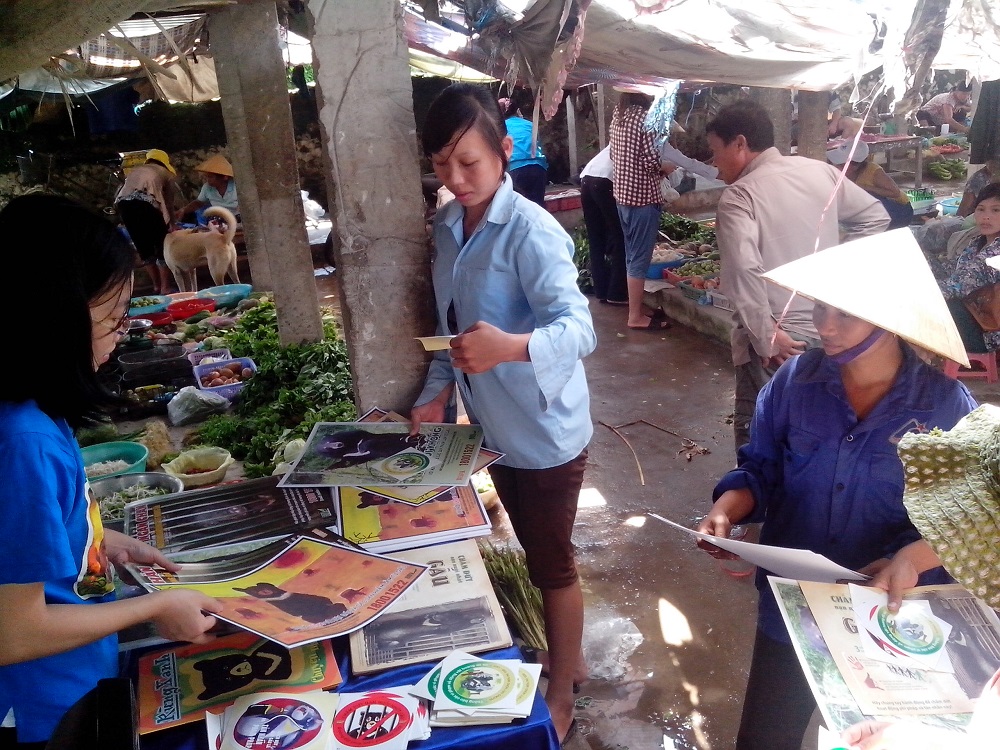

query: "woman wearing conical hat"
left=176, top=153, right=240, bottom=224
left=695, top=229, right=978, bottom=750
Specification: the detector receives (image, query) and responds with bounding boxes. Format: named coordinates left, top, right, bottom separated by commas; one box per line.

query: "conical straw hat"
left=195, top=154, right=233, bottom=177
left=898, top=404, right=1000, bottom=608
left=762, top=229, right=969, bottom=367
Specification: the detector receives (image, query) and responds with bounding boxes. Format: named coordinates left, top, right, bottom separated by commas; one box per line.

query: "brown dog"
left=164, top=206, right=240, bottom=292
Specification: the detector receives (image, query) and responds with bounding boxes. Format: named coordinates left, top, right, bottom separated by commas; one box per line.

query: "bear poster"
left=137, top=632, right=341, bottom=734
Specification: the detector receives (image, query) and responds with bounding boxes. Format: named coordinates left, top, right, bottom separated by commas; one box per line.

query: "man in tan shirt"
left=707, top=100, right=890, bottom=450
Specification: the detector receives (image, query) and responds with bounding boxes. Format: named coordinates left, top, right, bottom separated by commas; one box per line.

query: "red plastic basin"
left=167, top=299, right=216, bottom=319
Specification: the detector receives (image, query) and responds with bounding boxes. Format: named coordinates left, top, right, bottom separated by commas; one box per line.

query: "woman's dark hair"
left=0, top=194, right=135, bottom=428
left=503, top=87, right=534, bottom=119
left=955, top=81, right=973, bottom=93
left=974, top=182, right=1000, bottom=208
left=421, top=83, right=509, bottom=171
left=706, top=100, right=775, bottom=152
left=145, top=158, right=169, bottom=171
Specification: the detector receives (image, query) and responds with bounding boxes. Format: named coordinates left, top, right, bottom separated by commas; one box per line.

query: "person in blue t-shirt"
left=411, top=83, right=595, bottom=744
left=0, top=195, right=221, bottom=747
left=695, top=232, right=977, bottom=750
left=500, top=88, right=549, bottom=207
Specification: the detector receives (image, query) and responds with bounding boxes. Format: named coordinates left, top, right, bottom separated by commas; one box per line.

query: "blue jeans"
left=617, top=203, right=661, bottom=279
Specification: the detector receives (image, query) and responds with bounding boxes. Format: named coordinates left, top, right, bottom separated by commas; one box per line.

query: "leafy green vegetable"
left=192, top=301, right=356, bottom=477
left=659, top=212, right=716, bottom=246
left=572, top=227, right=593, bottom=294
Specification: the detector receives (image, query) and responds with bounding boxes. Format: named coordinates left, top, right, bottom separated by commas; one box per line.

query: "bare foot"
left=528, top=648, right=588, bottom=684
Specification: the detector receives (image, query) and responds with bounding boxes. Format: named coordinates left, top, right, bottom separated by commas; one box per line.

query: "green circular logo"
left=382, top=452, right=430, bottom=475
left=876, top=606, right=945, bottom=656
left=440, top=661, right=516, bottom=707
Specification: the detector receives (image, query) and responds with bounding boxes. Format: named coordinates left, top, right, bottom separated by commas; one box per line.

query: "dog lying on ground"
left=164, top=206, right=240, bottom=292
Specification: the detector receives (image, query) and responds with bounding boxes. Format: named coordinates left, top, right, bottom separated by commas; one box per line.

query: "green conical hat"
left=898, top=404, right=1000, bottom=607
left=763, top=228, right=969, bottom=367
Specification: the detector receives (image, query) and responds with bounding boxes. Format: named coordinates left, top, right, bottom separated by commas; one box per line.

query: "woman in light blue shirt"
left=410, top=83, right=595, bottom=745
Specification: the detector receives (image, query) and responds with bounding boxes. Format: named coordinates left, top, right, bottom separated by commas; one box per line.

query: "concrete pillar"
left=751, top=87, right=791, bottom=155
left=596, top=85, right=607, bottom=149
left=797, top=91, right=830, bottom=161
left=308, top=0, right=435, bottom=414
left=211, top=1, right=324, bottom=344
left=566, top=90, right=578, bottom=178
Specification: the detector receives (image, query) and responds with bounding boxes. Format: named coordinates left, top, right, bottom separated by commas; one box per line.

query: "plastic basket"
left=187, top=348, right=232, bottom=367
left=193, top=357, right=256, bottom=401
left=678, top=280, right=707, bottom=302
left=664, top=269, right=694, bottom=285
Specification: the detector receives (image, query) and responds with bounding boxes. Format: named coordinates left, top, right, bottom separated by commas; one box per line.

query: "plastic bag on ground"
left=167, top=386, right=229, bottom=426
left=582, top=613, right=644, bottom=680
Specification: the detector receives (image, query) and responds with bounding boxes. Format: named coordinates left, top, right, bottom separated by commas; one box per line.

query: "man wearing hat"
left=827, top=140, right=913, bottom=230
left=114, top=148, right=178, bottom=294
left=705, top=100, right=890, bottom=451
left=697, top=230, right=977, bottom=750
left=176, top=154, right=240, bottom=224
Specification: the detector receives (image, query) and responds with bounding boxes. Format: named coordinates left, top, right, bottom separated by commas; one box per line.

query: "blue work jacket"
left=713, top=345, right=977, bottom=641
left=416, top=175, right=595, bottom=469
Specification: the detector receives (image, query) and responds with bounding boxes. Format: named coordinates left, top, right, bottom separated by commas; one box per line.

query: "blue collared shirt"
left=713, top=346, right=977, bottom=642
left=416, top=175, right=595, bottom=469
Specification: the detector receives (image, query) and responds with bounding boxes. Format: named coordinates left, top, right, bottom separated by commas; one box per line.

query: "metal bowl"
left=126, top=318, right=153, bottom=338
left=89, top=471, right=184, bottom=501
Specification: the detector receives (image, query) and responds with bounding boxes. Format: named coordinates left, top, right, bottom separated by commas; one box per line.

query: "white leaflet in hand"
left=816, top=724, right=844, bottom=750
left=850, top=584, right=954, bottom=673
left=416, top=336, right=455, bottom=351
left=649, top=513, right=869, bottom=583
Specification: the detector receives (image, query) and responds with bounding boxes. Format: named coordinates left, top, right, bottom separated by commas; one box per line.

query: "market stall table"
left=828, top=134, right=925, bottom=188
left=131, top=643, right=558, bottom=750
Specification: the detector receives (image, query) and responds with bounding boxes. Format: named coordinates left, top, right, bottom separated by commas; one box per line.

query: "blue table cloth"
left=135, top=644, right=558, bottom=750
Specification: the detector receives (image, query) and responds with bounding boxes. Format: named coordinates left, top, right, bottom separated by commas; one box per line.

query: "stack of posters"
left=411, top=651, right=541, bottom=727
left=335, top=484, right=492, bottom=554
left=124, top=477, right=340, bottom=555
left=124, top=533, right=426, bottom=648
left=137, top=632, right=341, bottom=734
left=350, top=539, right=512, bottom=674
left=278, top=421, right=486, bottom=489
left=770, top=578, right=1000, bottom=735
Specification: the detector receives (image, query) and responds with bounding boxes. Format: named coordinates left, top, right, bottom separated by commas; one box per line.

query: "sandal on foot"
left=628, top=316, right=671, bottom=331
left=560, top=718, right=579, bottom=747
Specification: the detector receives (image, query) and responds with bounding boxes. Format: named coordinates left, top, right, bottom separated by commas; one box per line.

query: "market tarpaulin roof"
left=569, top=0, right=881, bottom=90
left=407, top=0, right=1000, bottom=94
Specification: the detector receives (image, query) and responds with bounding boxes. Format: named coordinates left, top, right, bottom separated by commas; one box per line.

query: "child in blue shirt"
left=0, top=195, right=221, bottom=746
left=410, top=83, right=595, bottom=744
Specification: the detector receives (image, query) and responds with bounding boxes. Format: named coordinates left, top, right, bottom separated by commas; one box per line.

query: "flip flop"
left=522, top=646, right=582, bottom=693
left=602, top=299, right=629, bottom=307
left=560, top=718, right=579, bottom=747
left=628, top=316, right=671, bottom=331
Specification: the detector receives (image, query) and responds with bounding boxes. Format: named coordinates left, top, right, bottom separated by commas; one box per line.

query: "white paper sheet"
left=649, top=513, right=869, bottom=583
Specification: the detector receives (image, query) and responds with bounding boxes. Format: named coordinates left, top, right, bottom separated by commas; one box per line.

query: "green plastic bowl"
left=81, top=441, right=149, bottom=480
